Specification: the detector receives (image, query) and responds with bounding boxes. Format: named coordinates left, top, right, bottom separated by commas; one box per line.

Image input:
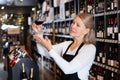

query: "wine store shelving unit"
left=33, top=0, right=120, bottom=80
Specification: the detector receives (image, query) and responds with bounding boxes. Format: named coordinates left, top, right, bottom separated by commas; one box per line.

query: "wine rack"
left=33, top=0, right=120, bottom=80
left=90, top=0, right=120, bottom=80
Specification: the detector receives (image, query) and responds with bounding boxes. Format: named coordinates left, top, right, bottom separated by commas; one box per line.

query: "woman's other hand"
left=32, top=23, right=39, bottom=33
left=34, top=34, right=52, bottom=51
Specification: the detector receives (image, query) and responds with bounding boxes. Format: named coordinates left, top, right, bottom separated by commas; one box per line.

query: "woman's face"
left=69, top=16, right=89, bottom=39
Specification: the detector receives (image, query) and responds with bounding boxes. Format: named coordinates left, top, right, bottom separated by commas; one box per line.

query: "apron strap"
left=75, top=42, right=84, bottom=56
left=63, top=42, right=73, bottom=56
left=63, top=42, right=84, bottom=56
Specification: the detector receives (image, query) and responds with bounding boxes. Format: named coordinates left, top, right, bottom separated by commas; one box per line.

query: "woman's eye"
left=71, top=22, right=80, bottom=27
left=72, top=21, right=75, bottom=24
left=77, top=24, right=80, bottom=27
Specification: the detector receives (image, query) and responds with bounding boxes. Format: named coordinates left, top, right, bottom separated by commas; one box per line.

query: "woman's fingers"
left=45, top=36, right=49, bottom=41
left=32, top=23, right=38, bottom=33
left=44, top=36, right=52, bottom=51
left=34, top=35, right=52, bottom=51
left=34, top=34, right=42, bottom=43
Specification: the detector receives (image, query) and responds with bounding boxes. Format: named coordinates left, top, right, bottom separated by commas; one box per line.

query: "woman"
left=32, top=13, right=96, bottom=80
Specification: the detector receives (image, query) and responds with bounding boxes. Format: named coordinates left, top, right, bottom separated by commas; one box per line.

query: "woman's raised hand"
left=32, top=23, right=43, bottom=35
left=32, top=23, right=39, bottom=33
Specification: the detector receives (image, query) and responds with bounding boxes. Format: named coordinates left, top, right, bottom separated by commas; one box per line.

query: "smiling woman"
left=33, top=13, right=96, bottom=80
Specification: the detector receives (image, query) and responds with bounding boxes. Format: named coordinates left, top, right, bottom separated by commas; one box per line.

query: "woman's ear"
left=84, top=28, right=90, bottom=35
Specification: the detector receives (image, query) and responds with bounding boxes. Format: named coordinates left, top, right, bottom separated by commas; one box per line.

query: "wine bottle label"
left=102, top=57, right=106, bottom=63
left=112, top=33, right=115, bottom=39
left=111, top=60, right=114, bottom=66
left=62, top=28, right=66, bottom=34
left=107, top=28, right=110, bottom=36
left=66, top=27, right=69, bottom=34
left=114, top=26, right=118, bottom=33
left=97, top=56, right=100, bottom=62
left=66, top=10, right=70, bottom=17
left=99, top=52, right=102, bottom=57
left=111, top=2, right=114, bottom=10
left=87, top=5, right=92, bottom=13
left=108, top=59, right=111, bottom=65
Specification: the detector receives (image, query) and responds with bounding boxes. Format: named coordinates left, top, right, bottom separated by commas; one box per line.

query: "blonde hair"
left=77, top=13, right=96, bottom=44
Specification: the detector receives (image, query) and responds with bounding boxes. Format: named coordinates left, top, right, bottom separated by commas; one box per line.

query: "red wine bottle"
left=20, top=63, right=28, bottom=80
left=28, top=68, right=34, bottom=80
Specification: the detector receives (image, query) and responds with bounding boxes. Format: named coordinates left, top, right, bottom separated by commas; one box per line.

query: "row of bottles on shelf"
left=51, top=0, right=85, bottom=20
left=43, top=20, right=72, bottom=35
left=96, top=14, right=120, bottom=41
left=20, top=63, right=34, bottom=80
left=54, top=20, right=71, bottom=35
left=64, top=0, right=77, bottom=18
left=95, top=0, right=118, bottom=13
left=89, top=64, right=120, bottom=80
left=106, top=14, right=118, bottom=40
left=42, top=0, right=119, bottom=22
left=95, top=42, right=119, bottom=69
left=92, top=0, right=120, bottom=78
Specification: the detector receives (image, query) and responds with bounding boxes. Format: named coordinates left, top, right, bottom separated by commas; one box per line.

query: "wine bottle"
left=114, top=17, right=118, bottom=40
left=87, top=0, right=94, bottom=14
left=61, top=22, right=66, bottom=34
left=66, top=21, right=70, bottom=35
left=114, top=47, right=119, bottom=68
left=28, top=68, right=34, bottom=80
left=20, top=63, right=28, bottom=80
left=102, top=46, right=106, bottom=64
left=95, top=0, right=104, bottom=13
left=106, top=0, right=111, bottom=11
left=110, top=46, right=114, bottom=66
left=107, top=46, right=112, bottom=66
left=54, top=23, right=58, bottom=34
left=58, top=22, right=62, bottom=34
left=107, top=18, right=111, bottom=39
left=79, top=0, right=85, bottom=13
left=70, top=1, right=75, bottom=18
left=114, top=0, right=118, bottom=10
left=65, top=2, right=70, bottom=18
